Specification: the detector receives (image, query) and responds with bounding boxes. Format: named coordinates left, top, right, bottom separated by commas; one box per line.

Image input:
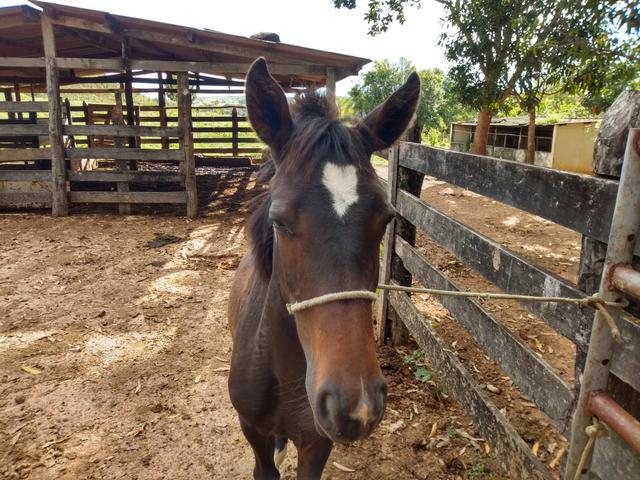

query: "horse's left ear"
left=245, top=57, right=293, bottom=157
left=355, top=72, right=421, bottom=153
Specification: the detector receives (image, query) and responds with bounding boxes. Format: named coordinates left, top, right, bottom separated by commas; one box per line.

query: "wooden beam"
left=325, top=67, right=336, bottom=103
left=69, top=191, right=186, bottom=204
left=0, top=191, right=51, bottom=206
left=64, top=148, right=183, bottom=161
left=0, top=147, right=52, bottom=162
left=0, top=101, right=48, bottom=113
left=42, top=13, right=68, bottom=216
left=395, top=187, right=640, bottom=393
left=53, top=57, right=324, bottom=76
left=394, top=236, right=575, bottom=430
left=398, top=143, right=629, bottom=253
left=0, top=170, right=51, bottom=181
left=388, top=290, right=553, bottom=480
left=64, top=125, right=180, bottom=137
left=177, top=72, right=197, bottom=218
left=0, top=124, right=49, bottom=136
left=68, top=170, right=183, bottom=183
left=0, top=57, right=46, bottom=68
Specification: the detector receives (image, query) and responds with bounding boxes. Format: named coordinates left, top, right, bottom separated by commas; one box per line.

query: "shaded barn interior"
left=0, top=1, right=370, bottom=216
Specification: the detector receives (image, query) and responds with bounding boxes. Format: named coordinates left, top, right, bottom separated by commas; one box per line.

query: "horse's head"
left=246, top=58, right=420, bottom=443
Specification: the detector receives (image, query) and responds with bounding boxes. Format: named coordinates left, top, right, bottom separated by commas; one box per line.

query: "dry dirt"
left=1, top=168, right=580, bottom=479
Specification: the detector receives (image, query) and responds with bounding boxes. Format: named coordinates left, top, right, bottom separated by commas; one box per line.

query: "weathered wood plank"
left=396, top=188, right=640, bottom=393
left=42, top=14, right=67, bottom=217
left=68, top=171, right=183, bottom=183
left=394, top=236, right=575, bottom=430
left=0, top=148, right=52, bottom=162
left=376, top=145, right=399, bottom=342
left=0, top=170, right=51, bottom=181
left=194, top=147, right=263, bottom=154
left=0, top=191, right=51, bottom=206
left=388, top=290, right=552, bottom=480
left=178, top=72, right=197, bottom=218
left=0, top=124, right=49, bottom=136
left=64, top=148, right=183, bottom=161
left=0, top=57, right=45, bottom=68
left=0, top=101, right=49, bottom=113
left=64, top=125, right=181, bottom=137
left=69, top=191, right=186, bottom=204
left=399, top=143, right=627, bottom=252
left=54, top=57, right=325, bottom=76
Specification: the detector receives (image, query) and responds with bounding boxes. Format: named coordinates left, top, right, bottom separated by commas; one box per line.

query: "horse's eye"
left=272, top=220, right=294, bottom=236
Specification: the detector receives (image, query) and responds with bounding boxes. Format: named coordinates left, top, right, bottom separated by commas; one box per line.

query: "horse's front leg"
left=295, top=435, right=332, bottom=480
left=240, top=419, right=280, bottom=480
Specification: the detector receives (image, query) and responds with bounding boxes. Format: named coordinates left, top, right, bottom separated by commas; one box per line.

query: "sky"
left=0, top=0, right=449, bottom=95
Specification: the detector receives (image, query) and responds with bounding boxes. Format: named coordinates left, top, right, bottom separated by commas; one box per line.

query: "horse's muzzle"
left=314, top=378, right=387, bottom=443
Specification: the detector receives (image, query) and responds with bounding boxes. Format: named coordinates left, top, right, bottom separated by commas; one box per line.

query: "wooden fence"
left=0, top=73, right=199, bottom=216
left=378, top=142, right=640, bottom=479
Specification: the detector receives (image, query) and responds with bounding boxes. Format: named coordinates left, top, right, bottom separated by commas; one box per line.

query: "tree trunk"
left=526, top=108, right=536, bottom=164
left=471, top=107, right=492, bottom=155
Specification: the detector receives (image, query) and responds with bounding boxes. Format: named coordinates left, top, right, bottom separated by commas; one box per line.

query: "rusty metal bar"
left=610, top=264, right=640, bottom=301
left=587, top=392, right=640, bottom=455
left=565, top=128, right=640, bottom=479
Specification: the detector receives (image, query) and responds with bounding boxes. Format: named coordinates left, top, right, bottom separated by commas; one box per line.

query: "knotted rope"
left=286, top=285, right=628, bottom=341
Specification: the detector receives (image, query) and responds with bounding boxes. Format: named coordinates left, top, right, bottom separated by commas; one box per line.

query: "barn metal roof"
left=452, top=116, right=599, bottom=128
left=0, top=1, right=370, bottom=86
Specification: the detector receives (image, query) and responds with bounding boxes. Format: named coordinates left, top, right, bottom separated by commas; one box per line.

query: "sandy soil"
left=1, top=167, right=579, bottom=479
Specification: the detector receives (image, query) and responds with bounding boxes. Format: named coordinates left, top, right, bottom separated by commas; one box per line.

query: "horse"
left=228, top=57, right=420, bottom=480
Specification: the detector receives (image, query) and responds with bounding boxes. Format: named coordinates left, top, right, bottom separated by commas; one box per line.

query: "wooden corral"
left=0, top=1, right=369, bottom=217
left=377, top=139, right=640, bottom=479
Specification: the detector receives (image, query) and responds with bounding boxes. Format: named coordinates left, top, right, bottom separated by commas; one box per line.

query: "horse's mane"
left=247, top=92, right=372, bottom=278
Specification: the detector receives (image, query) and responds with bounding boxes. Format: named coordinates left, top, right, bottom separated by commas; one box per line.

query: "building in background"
left=450, top=117, right=599, bottom=174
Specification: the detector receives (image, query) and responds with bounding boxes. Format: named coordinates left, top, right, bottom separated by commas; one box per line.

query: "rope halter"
left=286, top=290, right=378, bottom=315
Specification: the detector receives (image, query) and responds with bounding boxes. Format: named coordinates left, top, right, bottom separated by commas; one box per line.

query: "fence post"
left=565, top=128, right=640, bottom=479
left=41, top=13, right=67, bottom=217
left=177, top=72, right=197, bottom=218
left=112, top=91, right=130, bottom=215
left=231, top=107, right=239, bottom=158
left=376, top=145, right=399, bottom=343
left=377, top=141, right=425, bottom=345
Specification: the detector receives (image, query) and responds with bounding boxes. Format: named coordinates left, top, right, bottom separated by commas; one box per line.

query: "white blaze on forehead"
left=322, top=162, right=359, bottom=218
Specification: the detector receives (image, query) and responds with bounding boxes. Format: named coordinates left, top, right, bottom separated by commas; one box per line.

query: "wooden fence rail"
left=379, top=142, right=640, bottom=480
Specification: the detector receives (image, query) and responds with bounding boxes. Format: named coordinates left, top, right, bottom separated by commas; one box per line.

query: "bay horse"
left=228, top=58, right=420, bottom=479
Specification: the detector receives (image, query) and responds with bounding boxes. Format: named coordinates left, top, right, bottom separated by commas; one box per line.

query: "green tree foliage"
left=348, top=58, right=473, bottom=145
left=334, top=0, right=639, bottom=155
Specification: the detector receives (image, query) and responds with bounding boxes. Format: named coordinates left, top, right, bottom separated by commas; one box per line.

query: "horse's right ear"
left=355, top=72, right=421, bottom=153
left=245, top=58, right=292, bottom=156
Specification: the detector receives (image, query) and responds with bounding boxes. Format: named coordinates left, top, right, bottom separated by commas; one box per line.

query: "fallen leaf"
left=214, top=356, right=229, bottom=363
left=532, top=441, right=540, bottom=456
left=21, top=366, right=42, bottom=375
left=195, top=375, right=202, bottom=384
left=549, top=446, right=566, bottom=469
left=484, top=442, right=491, bottom=454
left=134, top=380, right=141, bottom=394
left=387, top=420, right=405, bottom=433
left=42, top=436, right=71, bottom=449
left=213, top=367, right=230, bottom=372
left=333, top=461, right=355, bottom=473
left=429, top=421, right=438, bottom=438
left=486, top=384, right=500, bottom=394
left=127, top=423, right=146, bottom=437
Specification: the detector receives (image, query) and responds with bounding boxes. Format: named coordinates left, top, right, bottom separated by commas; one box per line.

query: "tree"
left=348, top=58, right=473, bottom=145
left=334, top=0, right=640, bottom=156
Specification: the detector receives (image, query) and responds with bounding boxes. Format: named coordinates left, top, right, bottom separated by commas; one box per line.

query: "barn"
left=0, top=1, right=370, bottom=216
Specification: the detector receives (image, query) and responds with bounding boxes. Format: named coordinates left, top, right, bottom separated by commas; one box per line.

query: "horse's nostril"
left=316, top=383, right=339, bottom=429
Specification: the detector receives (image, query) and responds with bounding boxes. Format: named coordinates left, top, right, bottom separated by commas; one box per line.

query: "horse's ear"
left=356, top=72, right=421, bottom=153
left=245, top=57, right=292, bottom=156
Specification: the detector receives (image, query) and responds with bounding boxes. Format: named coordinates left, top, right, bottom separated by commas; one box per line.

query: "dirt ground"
left=1, top=167, right=580, bottom=479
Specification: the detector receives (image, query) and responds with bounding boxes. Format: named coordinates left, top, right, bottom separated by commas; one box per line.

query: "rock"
left=14, top=395, right=25, bottom=404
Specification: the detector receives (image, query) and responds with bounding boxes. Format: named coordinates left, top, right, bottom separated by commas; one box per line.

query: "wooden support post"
left=231, top=107, right=239, bottom=158
left=565, top=129, right=640, bottom=479
left=13, top=82, right=22, bottom=121
left=376, top=145, right=400, bottom=343
left=177, top=73, right=197, bottom=218
left=157, top=72, right=168, bottom=150
left=112, top=92, right=130, bottom=215
left=325, top=67, right=336, bottom=103
left=42, top=14, right=68, bottom=217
